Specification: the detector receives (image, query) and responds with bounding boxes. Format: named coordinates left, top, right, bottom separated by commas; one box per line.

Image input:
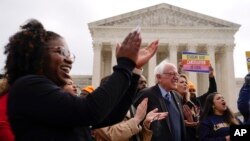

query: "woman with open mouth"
left=198, top=92, right=241, bottom=141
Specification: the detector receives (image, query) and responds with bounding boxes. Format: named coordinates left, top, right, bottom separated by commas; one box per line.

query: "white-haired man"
left=134, top=60, right=186, bottom=141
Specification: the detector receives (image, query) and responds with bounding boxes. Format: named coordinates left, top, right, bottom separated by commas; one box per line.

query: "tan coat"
left=93, top=112, right=152, bottom=141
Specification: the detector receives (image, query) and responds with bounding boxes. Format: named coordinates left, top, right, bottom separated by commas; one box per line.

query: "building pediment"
left=89, top=3, right=240, bottom=28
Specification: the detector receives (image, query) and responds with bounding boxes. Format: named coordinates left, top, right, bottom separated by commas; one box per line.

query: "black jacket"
left=191, top=76, right=217, bottom=111
left=8, top=58, right=140, bottom=141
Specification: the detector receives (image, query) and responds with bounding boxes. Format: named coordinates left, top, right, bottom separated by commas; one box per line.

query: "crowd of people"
left=0, top=19, right=249, bottom=141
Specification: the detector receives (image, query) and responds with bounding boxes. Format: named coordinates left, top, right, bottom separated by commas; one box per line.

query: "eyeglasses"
left=47, top=47, right=75, bottom=62
left=163, top=72, right=180, bottom=77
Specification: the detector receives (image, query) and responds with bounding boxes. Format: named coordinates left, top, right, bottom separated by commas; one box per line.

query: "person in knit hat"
left=188, top=81, right=198, bottom=106
left=188, top=81, right=196, bottom=94
left=80, top=85, right=95, bottom=97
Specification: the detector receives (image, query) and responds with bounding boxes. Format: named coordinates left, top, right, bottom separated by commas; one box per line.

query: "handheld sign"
left=182, top=52, right=210, bottom=73
left=246, top=51, right=250, bottom=72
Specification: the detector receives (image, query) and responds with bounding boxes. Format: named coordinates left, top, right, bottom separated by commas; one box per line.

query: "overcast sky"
left=0, top=0, right=249, bottom=77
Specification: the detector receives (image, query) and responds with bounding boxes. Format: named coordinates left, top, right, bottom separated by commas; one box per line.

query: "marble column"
left=207, top=44, right=216, bottom=70
left=92, top=42, right=102, bottom=88
left=169, top=43, right=178, bottom=66
left=187, top=43, right=198, bottom=94
left=148, top=52, right=157, bottom=86
left=223, top=44, right=237, bottom=111
left=111, top=43, right=117, bottom=71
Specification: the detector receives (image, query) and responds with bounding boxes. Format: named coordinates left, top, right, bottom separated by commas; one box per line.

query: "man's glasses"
left=47, top=47, right=75, bottom=62
left=163, top=72, right=180, bottom=77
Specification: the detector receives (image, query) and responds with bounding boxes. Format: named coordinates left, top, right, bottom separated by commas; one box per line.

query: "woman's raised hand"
left=116, top=29, right=141, bottom=63
left=116, top=27, right=158, bottom=68
left=136, top=40, right=158, bottom=68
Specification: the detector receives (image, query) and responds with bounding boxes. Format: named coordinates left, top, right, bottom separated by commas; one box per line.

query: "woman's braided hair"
left=4, top=19, right=61, bottom=85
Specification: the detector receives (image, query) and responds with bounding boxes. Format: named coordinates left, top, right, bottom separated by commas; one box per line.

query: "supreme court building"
left=88, top=3, right=240, bottom=111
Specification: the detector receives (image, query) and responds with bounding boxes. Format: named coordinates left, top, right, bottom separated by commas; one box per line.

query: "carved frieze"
left=97, top=7, right=231, bottom=27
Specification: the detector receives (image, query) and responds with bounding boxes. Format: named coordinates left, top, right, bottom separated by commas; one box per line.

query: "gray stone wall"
left=71, top=75, right=92, bottom=90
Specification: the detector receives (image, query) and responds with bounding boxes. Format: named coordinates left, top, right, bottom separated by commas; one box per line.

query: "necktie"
left=164, top=93, right=175, bottom=120
left=165, top=92, right=171, bottom=102
left=164, top=92, right=176, bottom=124
left=164, top=92, right=182, bottom=141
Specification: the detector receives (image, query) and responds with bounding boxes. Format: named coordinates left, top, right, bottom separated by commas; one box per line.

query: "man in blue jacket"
left=237, top=72, right=250, bottom=124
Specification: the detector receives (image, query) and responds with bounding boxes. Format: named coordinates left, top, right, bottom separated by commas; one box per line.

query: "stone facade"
left=71, top=75, right=92, bottom=90
left=88, top=3, right=241, bottom=111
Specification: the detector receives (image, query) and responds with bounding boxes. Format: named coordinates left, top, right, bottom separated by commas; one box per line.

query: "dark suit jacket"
left=134, top=84, right=186, bottom=141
